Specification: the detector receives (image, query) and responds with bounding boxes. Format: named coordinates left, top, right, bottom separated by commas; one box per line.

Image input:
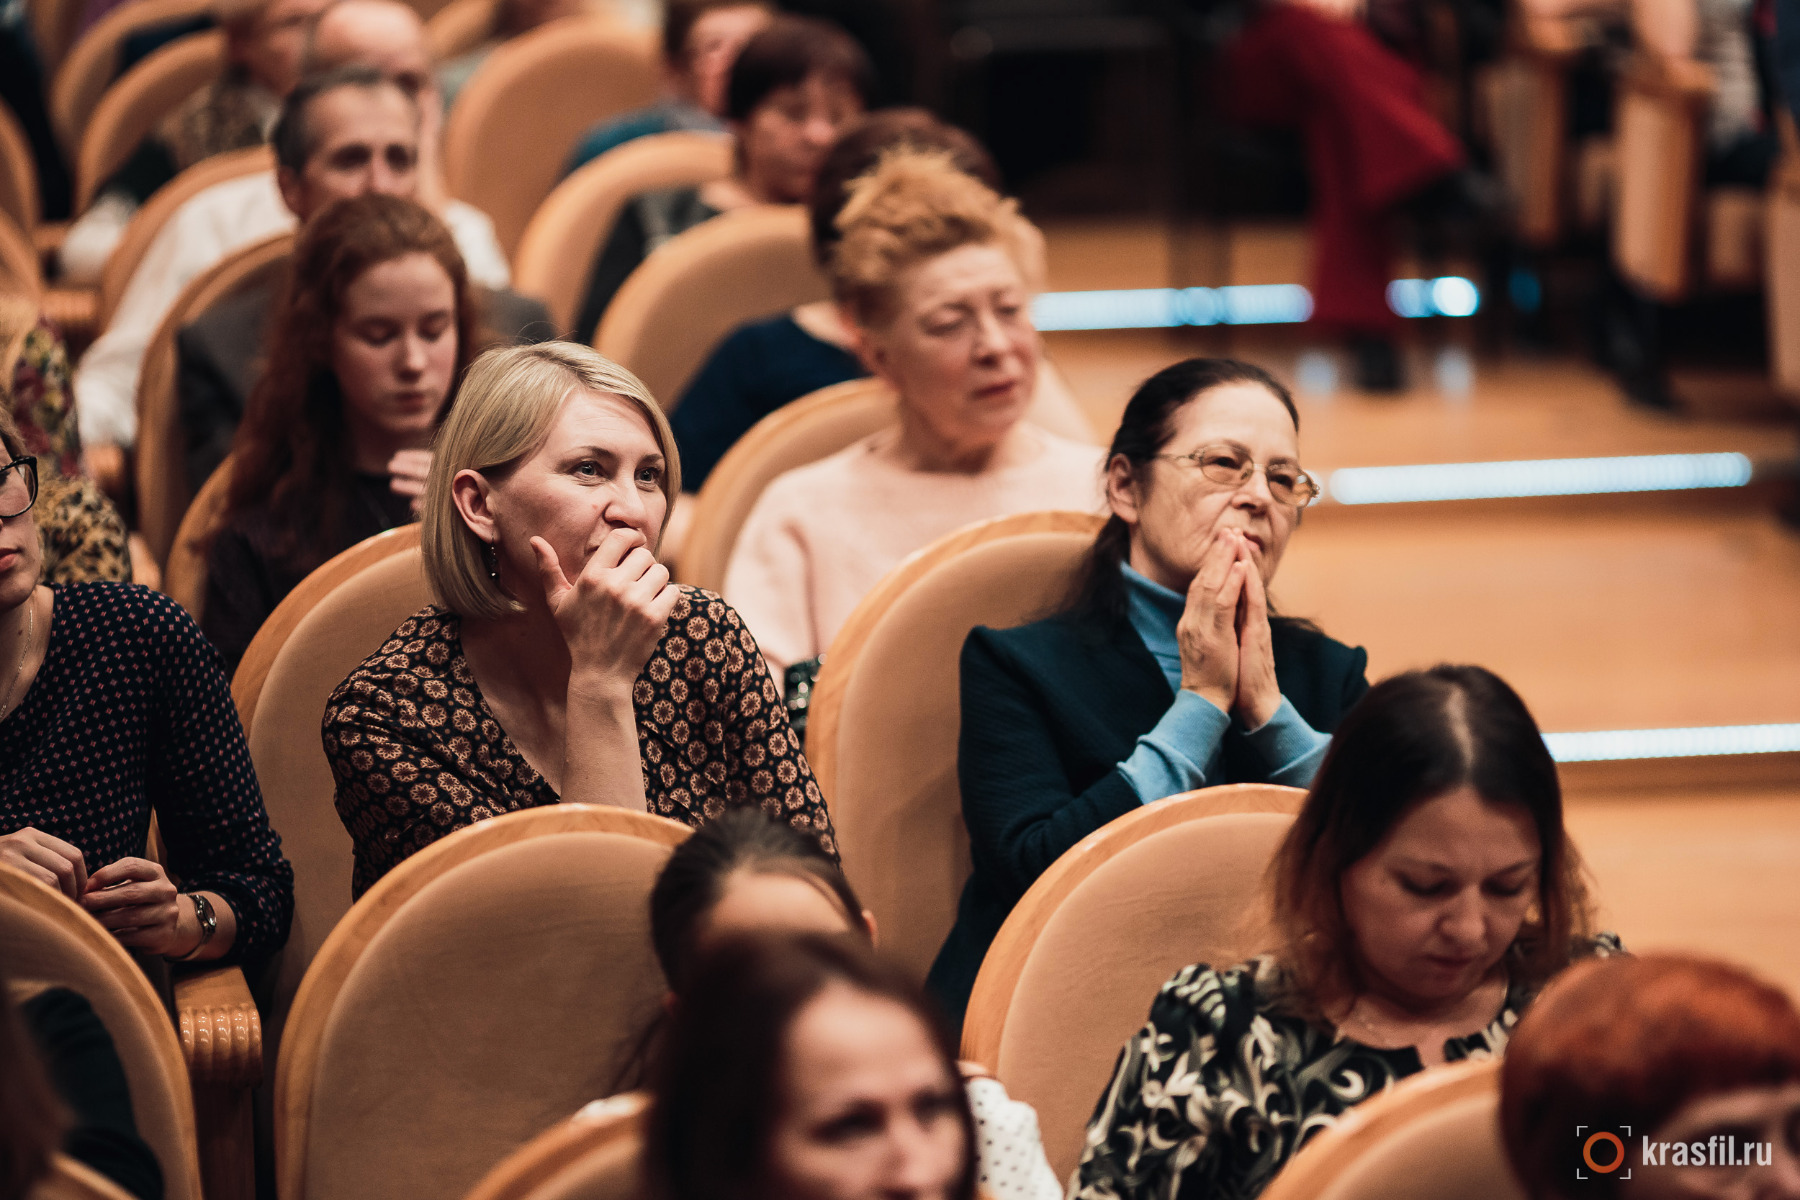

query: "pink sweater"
left=723, top=426, right=1106, bottom=674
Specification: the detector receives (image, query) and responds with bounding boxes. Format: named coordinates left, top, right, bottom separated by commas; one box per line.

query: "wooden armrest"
left=1625, top=53, right=1715, bottom=102
left=172, top=964, right=263, bottom=1087
left=32, top=222, right=69, bottom=256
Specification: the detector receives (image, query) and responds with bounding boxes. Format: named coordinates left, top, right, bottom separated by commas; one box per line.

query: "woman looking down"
left=1071, top=665, right=1619, bottom=1200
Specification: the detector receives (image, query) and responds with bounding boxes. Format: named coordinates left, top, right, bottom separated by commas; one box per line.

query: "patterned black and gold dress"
left=1072, top=934, right=1624, bottom=1200
left=322, top=587, right=837, bottom=898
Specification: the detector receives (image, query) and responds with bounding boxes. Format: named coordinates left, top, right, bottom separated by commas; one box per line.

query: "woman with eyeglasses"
left=929, top=358, right=1368, bottom=1032
left=0, top=406, right=293, bottom=968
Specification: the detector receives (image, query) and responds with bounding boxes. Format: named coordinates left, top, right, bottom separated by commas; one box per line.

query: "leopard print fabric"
left=37, top=475, right=131, bottom=585
left=323, top=587, right=837, bottom=897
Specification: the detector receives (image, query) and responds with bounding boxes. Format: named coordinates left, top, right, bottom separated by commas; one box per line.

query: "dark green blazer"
left=926, top=609, right=1369, bottom=1034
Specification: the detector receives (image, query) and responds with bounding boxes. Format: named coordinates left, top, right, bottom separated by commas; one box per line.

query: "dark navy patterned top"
left=1073, top=934, right=1624, bottom=1200
left=0, top=584, right=293, bottom=964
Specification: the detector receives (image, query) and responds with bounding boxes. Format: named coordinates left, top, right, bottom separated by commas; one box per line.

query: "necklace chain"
left=0, top=595, right=36, bottom=719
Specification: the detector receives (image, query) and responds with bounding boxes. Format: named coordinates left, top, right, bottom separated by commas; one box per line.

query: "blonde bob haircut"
left=829, top=147, right=1045, bottom=328
left=423, top=342, right=679, bottom=620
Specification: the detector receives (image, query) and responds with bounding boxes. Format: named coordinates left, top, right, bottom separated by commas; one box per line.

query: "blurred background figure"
left=562, top=0, right=774, bottom=173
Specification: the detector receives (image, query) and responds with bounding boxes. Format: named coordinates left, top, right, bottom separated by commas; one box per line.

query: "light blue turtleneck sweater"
left=1116, top=563, right=1333, bottom=804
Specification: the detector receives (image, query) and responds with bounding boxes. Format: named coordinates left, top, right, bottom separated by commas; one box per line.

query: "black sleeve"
left=200, top=524, right=278, bottom=676
left=99, top=137, right=179, bottom=208
left=957, top=628, right=1142, bottom=900
left=573, top=201, right=649, bottom=344
left=175, top=324, right=243, bottom=495
left=669, top=326, right=760, bottom=491
left=138, top=589, right=294, bottom=964
left=22, top=988, right=165, bottom=1200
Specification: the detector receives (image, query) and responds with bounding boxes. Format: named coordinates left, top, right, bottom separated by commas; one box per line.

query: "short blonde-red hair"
left=828, top=147, right=1043, bottom=327
left=1501, top=953, right=1800, bottom=1200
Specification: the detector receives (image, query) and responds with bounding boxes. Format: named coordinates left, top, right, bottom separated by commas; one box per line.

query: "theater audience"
left=724, top=148, right=1103, bottom=700
left=562, top=0, right=773, bottom=176
left=0, top=299, right=131, bottom=585
left=1071, top=664, right=1618, bottom=1200
left=0, top=406, right=293, bottom=967
left=649, top=931, right=976, bottom=1200
left=73, top=61, right=507, bottom=478
left=2, top=964, right=163, bottom=1200
left=1502, top=953, right=1800, bottom=1200
left=669, top=108, right=998, bottom=490
left=929, top=357, right=1363, bottom=1027
left=323, top=342, right=833, bottom=898
left=58, top=0, right=333, bottom=286
left=571, top=14, right=871, bottom=342
left=201, top=194, right=476, bottom=672
left=627, top=809, right=1063, bottom=1200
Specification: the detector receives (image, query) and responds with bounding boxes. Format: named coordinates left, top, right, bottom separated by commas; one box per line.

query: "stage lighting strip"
left=1030, top=277, right=1480, bottom=331
left=1543, top=723, right=1800, bottom=761
left=1322, top=453, right=1756, bottom=505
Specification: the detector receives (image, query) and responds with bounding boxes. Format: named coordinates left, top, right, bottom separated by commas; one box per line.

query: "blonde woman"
left=323, top=342, right=834, bottom=898
left=722, top=150, right=1104, bottom=698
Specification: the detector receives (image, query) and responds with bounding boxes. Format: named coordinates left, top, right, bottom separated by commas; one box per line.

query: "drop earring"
left=484, top=541, right=500, bottom=580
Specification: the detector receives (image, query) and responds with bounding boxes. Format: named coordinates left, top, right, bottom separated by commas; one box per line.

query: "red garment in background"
left=1225, top=3, right=1464, bottom=334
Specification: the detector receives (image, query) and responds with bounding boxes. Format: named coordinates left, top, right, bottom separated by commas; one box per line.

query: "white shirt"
left=73, top=169, right=511, bottom=448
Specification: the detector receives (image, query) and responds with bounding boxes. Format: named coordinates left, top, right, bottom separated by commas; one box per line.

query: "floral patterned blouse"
left=1072, top=934, right=1624, bottom=1200
left=322, top=588, right=838, bottom=898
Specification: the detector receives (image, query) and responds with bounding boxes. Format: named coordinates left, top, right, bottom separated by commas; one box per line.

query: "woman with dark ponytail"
left=928, top=357, right=1369, bottom=1031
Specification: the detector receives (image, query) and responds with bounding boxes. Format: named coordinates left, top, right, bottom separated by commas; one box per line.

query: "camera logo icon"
left=1575, top=1126, right=1633, bottom=1181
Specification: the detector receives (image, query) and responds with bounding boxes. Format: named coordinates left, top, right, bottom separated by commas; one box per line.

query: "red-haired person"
left=1502, top=953, right=1800, bottom=1200
left=203, top=193, right=481, bottom=671
left=1073, top=665, right=1619, bottom=1200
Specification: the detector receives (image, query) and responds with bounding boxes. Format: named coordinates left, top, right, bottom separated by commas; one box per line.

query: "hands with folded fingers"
left=1, top=830, right=198, bottom=957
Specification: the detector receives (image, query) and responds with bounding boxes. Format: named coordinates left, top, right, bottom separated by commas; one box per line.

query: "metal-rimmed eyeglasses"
left=0, top=457, right=39, bottom=519
left=1155, top=443, right=1320, bottom=507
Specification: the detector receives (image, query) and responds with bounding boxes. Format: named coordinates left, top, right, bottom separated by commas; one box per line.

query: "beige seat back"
left=0, top=209, right=43, bottom=295
left=50, top=0, right=216, bottom=158
left=30, top=1155, right=143, bottom=1200
left=0, top=865, right=202, bottom=1200
left=75, top=30, right=224, bottom=211
left=595, top=205, right=826, bottom=410
left=134, top=231, right=291, bottom=567
left=675, top=378, right=895, bottom=590
left=29, top=0, right=84, bottom=73
left=425, top=0, right=499, bottom=60
left=277, top=809, right=690, bottom=1200
left=462, top=1094, right=650, bottom=1200
left=0, top=100, right=40, bottom=233
left=960, top=795, right=1303, bottom=1178
left=1257, top=1061, right=1523, bottom=1200
left=244, top=535, right=430, bottom=1085
left=802, top=511, right=1104, bottom=979
left=99, top=145, right=274, bottom=329
left=163, top=453, right=232, bottom=616
left=514, top=131, right=732, bottom=333
left=442, top=17, right=658, bottom=258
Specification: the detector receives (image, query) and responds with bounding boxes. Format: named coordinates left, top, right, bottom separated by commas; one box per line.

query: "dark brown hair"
left=649, top=809, right=867, bottom=992
left=1063, top=357, right=1299, bottom=627
left=723, top=15, right=874, bottom=123
left=1501, top=953, right=1800, bottom=1200
left=647, top=933, right=976, bottom=1200
left=662, top=0, right=772, bottom=65
left=807, top=109, right=998, bottom=267
left=224, top=193, right=479, bottom=574
left=0, top=968, right=69, bottom=1199
left=1270, top=665, right=1592, bottom=1019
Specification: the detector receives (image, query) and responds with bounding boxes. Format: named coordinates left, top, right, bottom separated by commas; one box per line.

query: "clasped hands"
left=1177, top=527, right=1282, bottom=729
left=0, top=826, right=198, bottom=957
